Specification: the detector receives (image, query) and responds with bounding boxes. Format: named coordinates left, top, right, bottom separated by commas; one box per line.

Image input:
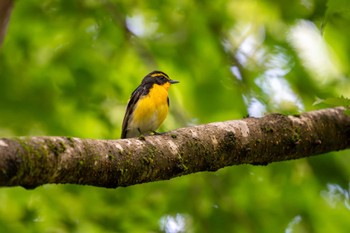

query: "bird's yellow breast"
left=131, top=83, right=169, bottom=134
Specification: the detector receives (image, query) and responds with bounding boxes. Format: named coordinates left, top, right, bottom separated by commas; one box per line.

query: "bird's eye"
left=158, top=76, right=167, bottom=82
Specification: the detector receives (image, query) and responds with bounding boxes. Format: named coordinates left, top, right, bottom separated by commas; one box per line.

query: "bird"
left=121, top=71, right=179, bottom=139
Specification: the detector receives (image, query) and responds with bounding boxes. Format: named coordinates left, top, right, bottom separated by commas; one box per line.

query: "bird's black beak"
left=169, top=80, right=179, bottom=84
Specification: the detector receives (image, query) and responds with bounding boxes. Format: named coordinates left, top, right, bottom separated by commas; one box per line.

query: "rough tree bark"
left=0, top=0, right=13, bottom=46
left=0, top=107, right=349, bottom=189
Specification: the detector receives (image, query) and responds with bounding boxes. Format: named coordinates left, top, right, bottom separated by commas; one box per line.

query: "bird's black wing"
left=121, top=84, right=151, bottom=138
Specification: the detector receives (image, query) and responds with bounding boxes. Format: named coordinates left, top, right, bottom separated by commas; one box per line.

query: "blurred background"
left=1, top=0, right=350, bottom=232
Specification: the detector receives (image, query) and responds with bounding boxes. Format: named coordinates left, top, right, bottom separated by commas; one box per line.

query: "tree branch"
left=0, top=0, right=13, bottom=46
left=0, top=107, right=349, bottom=189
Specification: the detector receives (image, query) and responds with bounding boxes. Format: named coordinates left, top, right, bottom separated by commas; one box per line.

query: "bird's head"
left=142, top=71, right=179, bottom=90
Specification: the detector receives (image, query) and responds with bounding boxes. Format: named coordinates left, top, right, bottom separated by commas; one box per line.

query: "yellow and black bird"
left=121, top=71, right=179, bottom=139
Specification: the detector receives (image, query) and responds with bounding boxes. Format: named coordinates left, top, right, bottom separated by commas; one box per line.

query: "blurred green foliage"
left=1, top=0, right=350, bottom=232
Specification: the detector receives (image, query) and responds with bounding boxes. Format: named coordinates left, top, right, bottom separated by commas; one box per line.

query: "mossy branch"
left=0, top=107, right=350, bottom=189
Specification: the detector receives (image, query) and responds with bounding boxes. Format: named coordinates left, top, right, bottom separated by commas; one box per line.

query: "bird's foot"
left=152, top=131, right=165, bottom=136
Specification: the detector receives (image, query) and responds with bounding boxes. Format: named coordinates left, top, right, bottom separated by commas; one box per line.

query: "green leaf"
left=313, top=96, right=350, bottom=107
